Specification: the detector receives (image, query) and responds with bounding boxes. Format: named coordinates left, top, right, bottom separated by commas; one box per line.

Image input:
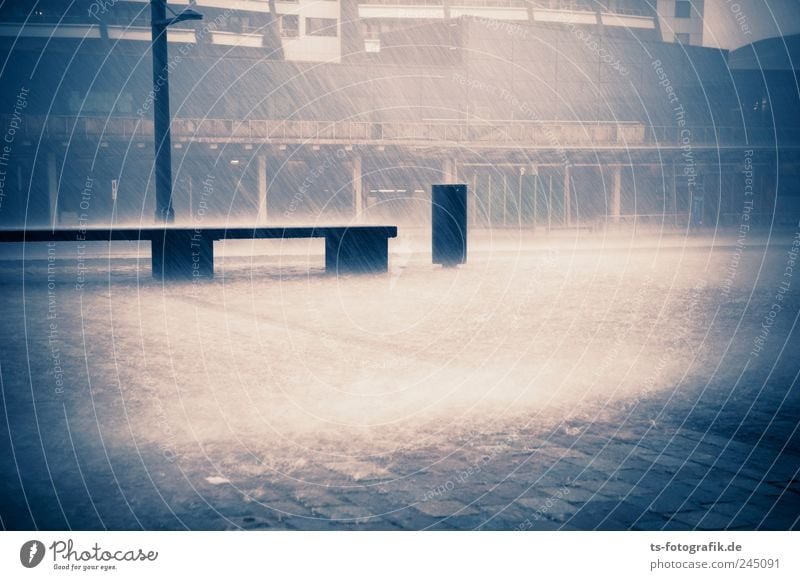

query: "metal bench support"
left=151, top=230, right=214, bottom=281
left=325, top=229, right=389, bottom=274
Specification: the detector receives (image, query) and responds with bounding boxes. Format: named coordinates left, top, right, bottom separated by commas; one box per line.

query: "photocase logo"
left=20, top=540, right=46, bottom=568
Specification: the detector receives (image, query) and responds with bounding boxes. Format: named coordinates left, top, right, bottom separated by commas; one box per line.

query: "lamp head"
left=154, top=8, right=203, bottom=27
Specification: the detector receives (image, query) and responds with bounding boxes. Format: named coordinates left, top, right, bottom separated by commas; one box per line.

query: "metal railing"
left=6, top=114, right=790, bottom=148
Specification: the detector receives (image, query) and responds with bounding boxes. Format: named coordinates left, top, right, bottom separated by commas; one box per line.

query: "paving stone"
left=670, top=509, right=735, bottom=530
left=476, top=502, right=529, bottom=526
left=555, top=485, right=614, bottom=504
left=648, top=452, right=692, bottom=470
left=312, top=502, right=380, bottom=521
left=257, top=498, right=313, bottom=519
left=261, top=516, right=337, bottom=531
left=436, top=514, right=495, bottom=530
left=756, top=511, right=800, bottom=530
left=292, top=487, right=349, bottom=509
left=381, top=507, right=440, bottom=530
left=593, top=476, right=642, bottom=497
left=645, top=492, right=700, bottom=514
left=630, top=513, right=673, bottom=530
left=656, top=519, right=696, bottom=531
left=414, top=498, right=480, bottom=518
left=515, top=496, right=576, bottom=523
left=492, top=517, right=566, bottom=531
left=706, top=501, right=771, bottom=523
left=322, top=459, right=395, bottom=482
left=568, top=499, right=648, bottom=528
left=763, top=460, right=800, bottom=482
left=565, top=454, right=625, bottom=474
left=472, top=484, right=527, bottom=505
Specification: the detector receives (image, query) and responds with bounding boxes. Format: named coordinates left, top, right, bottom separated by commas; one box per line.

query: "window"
left=675, top=1, right=692, bottom=18
left=305, top=17, right=337, bottom=37
left=280, top=14, right=298, bottom=37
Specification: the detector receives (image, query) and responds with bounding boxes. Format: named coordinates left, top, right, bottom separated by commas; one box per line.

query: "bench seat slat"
left=0, top=226, right=397, bottom=243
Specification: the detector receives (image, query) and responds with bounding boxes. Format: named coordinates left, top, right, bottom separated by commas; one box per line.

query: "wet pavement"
left=1, top=231, right=798, bottom=530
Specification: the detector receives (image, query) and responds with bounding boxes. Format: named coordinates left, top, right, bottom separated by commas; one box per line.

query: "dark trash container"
left=432, top=183, right=467, bottom=267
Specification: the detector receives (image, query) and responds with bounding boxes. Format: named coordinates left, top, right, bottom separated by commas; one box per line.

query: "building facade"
left=0, top=1, right=797, bottom=230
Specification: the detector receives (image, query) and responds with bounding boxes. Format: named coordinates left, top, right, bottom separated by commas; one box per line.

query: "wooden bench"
left=0, top=226, right=398, bottom=280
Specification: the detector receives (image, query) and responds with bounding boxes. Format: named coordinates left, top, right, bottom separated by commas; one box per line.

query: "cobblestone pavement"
left=1, top=233, right=798, bottom=530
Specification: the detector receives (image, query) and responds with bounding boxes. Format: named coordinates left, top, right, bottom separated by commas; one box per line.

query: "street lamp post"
left=150, top=0, right=202, bottom=223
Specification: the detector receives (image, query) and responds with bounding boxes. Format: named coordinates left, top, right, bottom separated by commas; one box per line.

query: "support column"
left=151, top=0, right=175, bottom=223
left=152, top=230, right=214, bottom=280
left=671, top=161, right=678, bottom=226
left=257, top=154, right=268, bottom=224
left=470, top=172, right=477, bottom=226
left=47, top=152, right=58, bottom=226
left=442, top=158, right=457, bottom=183
left=563, top=164, right=571, bottom=226
left=352, top=153, right=362, bottom=222
left=611, top=165, right=622, bottom=223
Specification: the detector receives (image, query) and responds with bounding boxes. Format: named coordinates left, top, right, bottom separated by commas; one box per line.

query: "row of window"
left=675, top=0, right=694, bottom=19
left=280, top=16, right=338, bottom=38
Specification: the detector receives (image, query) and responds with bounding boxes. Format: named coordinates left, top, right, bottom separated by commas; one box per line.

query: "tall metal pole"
left=151, top=0, right=174, bottom=223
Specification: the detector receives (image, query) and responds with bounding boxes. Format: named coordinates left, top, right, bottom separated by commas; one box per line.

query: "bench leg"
left=325, top=230, right=388, bottom=274
left=152, top=231, right=214, bottom=280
